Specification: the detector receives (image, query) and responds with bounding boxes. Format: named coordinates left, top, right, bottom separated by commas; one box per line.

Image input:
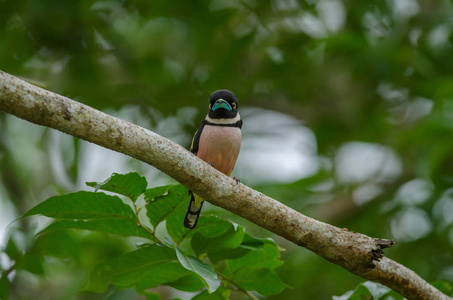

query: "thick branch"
left=0, top=70, right=450, bottom=300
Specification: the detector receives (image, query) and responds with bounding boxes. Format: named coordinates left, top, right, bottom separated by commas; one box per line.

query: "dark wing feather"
left=190, top=120, right=207, bottom=154
left=186, top=120, right=207, bottom=229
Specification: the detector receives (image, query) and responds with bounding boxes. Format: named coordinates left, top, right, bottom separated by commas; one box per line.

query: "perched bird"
left=184, top=90, right=243, bottom=229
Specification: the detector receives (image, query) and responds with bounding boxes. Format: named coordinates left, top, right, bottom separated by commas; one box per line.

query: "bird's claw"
left=232, top=177, right=240, bottom=184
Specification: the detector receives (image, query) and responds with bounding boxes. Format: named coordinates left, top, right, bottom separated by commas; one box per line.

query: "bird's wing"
left=190, top=120, right=206, bottom=154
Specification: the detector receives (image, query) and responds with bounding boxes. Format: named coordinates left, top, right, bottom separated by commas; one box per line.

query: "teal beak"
left=212, top=99, right=232, bottom=111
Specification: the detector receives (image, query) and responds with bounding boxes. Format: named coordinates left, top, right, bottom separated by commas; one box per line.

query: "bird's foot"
left=232, top=177, right=240, bottom=184
left=207, top=162, right=214, bottom=167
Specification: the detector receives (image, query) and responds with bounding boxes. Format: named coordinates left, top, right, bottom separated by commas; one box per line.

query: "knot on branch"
left=370, top=238, right=395, bottom=266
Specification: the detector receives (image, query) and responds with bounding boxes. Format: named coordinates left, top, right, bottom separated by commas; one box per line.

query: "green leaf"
left=86, top=172, right=148, bottom=202
left=240, top=233, right=283, bottom=251
left=145, top=185, right=188, bottom=229
left=191, top=226, right=245, bottom=258
left=333, top=281, right=403, bottom=300
left=208, top=233, right=283, bottom=263
left=333, top=291, right=354, bottom=300
left=386, top=290, right=405, bottom=300
left=362, top=281, right=392, bottom=299
left=4, top=235, right=21, bottom=260
left=41, top=219, right=154, bottom=240
left=166, top=214, right=235, bottom=245
left=233, top=268, right=286, bottom=296
left=167, top=239, right=221, bottom=293
left=136, top=262, right=191, bottom=291
left=195, top=217, right=236, bottom=238
left=220, top=240, right=287, bottom=296
left=144, top=292, right=161, bottom=300
left=166, top=213, right=190, bottom=244
left=224, top=244, right=283, bottom=277
left=206, top=246, right=251, bottom=265
left=192, top=286, right=231, bottom=300
left=24, top=191, right=138, bottom=221
left=0, top=273, right=10, bottom=300
left=166, top=274, right=205, bottom=292
left=144, top=185, right=174, bottom=202
left=83, top=244, right=176, bottom=293
left=175, top=248, right=220, bottom=293
left=20, top=253, right=45, bottom=275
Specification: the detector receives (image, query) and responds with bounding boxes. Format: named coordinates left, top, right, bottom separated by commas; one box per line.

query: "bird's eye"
left=232, top=103, right=237, bottom=109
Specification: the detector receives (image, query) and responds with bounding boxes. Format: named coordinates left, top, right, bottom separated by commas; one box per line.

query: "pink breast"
left=197, top=125, right=241, bottom=176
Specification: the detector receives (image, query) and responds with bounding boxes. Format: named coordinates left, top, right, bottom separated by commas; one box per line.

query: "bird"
left=184, top=90, right=243, bottom=229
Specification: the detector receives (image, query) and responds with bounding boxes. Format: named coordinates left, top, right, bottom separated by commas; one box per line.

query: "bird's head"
left=208, top=90, right=238, bottom=119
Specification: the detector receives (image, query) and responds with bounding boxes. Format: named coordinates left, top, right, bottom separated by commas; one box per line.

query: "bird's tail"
left=184, top=192, right=204, bottom=229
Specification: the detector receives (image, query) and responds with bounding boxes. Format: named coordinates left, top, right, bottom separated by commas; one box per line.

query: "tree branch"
left=0, top=70, right=450, bottom=300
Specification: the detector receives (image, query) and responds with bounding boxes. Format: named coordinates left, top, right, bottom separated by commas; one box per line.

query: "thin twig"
left=217, top=272, right=260, bottom=300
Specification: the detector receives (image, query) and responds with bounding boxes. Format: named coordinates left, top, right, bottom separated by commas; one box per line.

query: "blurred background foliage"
left=1, top=0, right=453, bottom=299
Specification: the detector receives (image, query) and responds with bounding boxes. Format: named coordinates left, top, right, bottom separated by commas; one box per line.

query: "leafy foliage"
left=333, top=281, right=403, bottom=300
left=19, top=172, right=287, bottom=299
left=86, top=172, right=148, bottom=203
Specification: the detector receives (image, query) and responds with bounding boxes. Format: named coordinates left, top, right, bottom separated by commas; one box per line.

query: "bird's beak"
left=212, top=99, right=232, bottom=111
